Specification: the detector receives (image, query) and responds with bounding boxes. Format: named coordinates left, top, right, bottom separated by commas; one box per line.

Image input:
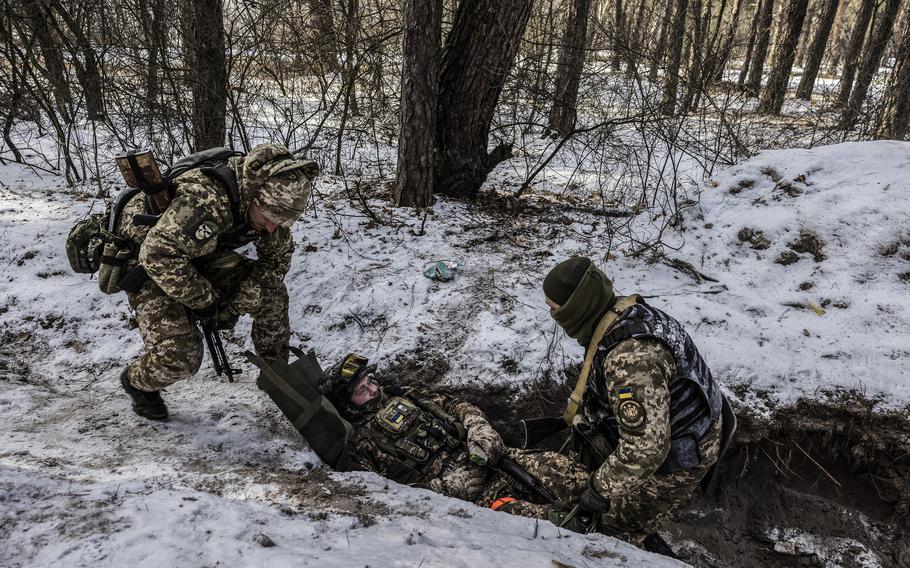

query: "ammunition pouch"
left=97, top=240, right=135, bottom=295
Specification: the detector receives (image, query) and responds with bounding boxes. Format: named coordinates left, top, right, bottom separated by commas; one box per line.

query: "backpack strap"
left=200, top=164, right=243, bottom=228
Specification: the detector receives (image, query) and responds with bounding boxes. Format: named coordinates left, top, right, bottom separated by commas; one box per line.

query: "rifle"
left=498, top=455, right=558, bottom=504
left=199, top=320, right=239, bottom=382
left=520, top=415, right=569, bottom=449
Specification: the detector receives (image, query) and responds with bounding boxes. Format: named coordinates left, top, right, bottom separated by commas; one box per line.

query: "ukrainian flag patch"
left=617, top=387, right=635, bottom=400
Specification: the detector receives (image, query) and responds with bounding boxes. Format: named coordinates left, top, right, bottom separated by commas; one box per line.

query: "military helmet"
left=319, top=353, right=376, bottom=407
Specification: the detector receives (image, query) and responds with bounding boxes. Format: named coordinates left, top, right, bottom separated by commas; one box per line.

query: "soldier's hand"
left=578, top=475, right=611, bottom=515
left=193, top=302, right=238, bottom=330
left=463, top=414, right=504, bottom=466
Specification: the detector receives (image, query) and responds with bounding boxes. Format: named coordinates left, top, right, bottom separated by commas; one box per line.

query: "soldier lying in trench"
left=252, top=350, right=588, bottom=521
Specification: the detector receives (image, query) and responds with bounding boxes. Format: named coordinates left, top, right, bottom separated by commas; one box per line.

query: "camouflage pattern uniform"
left=345, top=388, right=588, bottom=515
left=583, top=338, right=722, bottom=544
left=118, top=144, right=313, bottom=392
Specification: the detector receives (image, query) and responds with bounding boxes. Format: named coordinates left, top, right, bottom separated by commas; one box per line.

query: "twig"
left=793, top=441, right=842, bottom=487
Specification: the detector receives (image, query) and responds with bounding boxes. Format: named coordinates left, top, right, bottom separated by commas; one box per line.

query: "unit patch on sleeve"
left=617, top=399, right=646, bottom=429
left=192, top=220, right=219, bottom=242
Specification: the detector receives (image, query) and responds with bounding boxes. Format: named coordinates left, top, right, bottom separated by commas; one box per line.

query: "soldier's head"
left=235, top=143, right=319, bottom=233
left=543, top=257, right=616, bottom=347
left=320, top=353, right=383, bottom=418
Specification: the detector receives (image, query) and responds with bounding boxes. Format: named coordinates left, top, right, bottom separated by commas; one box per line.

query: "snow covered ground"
left=1, top=139, right=908, bottom=567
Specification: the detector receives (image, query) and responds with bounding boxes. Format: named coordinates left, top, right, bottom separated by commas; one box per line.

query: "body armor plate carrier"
left=585, top=300, right=723, bottom=473
left=366, top=396, right=461, bottom=484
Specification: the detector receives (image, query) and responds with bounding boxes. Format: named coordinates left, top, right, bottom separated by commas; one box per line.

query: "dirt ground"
left=382, top=350, right=910, bottom=567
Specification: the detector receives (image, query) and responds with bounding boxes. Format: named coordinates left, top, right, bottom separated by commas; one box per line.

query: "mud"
left=385, top=350, right=910, bottom=567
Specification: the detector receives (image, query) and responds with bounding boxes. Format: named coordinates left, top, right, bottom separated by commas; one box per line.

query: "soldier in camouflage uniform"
left=319, top=354, right=589, bottom=518
left=117, top=144, right=317, bottom=421
left=543, top=257, right=724, bottom=550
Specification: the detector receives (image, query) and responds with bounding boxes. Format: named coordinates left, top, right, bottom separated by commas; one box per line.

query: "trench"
left=379, top=355, right=910, bottom=567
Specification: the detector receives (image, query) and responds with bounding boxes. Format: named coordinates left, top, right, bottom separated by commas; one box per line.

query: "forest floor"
left=1, top=139, right=909, bottom=567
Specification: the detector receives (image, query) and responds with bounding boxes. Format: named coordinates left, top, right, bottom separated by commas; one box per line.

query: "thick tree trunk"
left=661, top=0, right=690, bottom=115
left=738, top=0, right=763, bottom=86
left=435, top=0, right=532, bottom=199
left=744, top=0, right=774, bottom=94
left=757, top=0, right=809, bottom=113
left=795, top=0, right=840, bottom=100
left=835, top=0, right=876, bottom=106
left=394, top=0, right=442, bottom=208
left=877, top=5, right=910, bottom=139
left=842, top=0, right=903, bottom=129
left=549, top=0, right=592, bottom=135
left=189, top=0, right=227, bottom=150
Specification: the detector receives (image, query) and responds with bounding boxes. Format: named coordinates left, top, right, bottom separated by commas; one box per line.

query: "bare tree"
left=550, top=0, right=592, bottom=135
left=841, top=0, right=904, bottom=129
left=188, top=0, right=228, bottom=150
left=796, top=0, right=840, bottom=100
left=835, top=0, right=876, bottom=106
left=738, top=0, right=763, bottom=87
left=661, top=0, right=689, bottom=114
left=435, top=0, right=533, bottom=198
left=877, top=4, right=910, bottom=139
left=394, top=0, right=442, bottom=208
left=757, top=0, right=809, bottom=113
left=744, top=0, right=774, bottom=94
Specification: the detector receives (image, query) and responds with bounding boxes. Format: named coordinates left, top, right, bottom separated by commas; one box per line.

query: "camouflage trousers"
left=125, top=251, right=290, bottom=391
left=472, top=447, right=589, bottom=514
left=593, top=417, right=723, bottom=545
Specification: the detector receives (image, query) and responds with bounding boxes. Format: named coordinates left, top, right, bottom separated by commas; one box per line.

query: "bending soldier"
left=318, top=354, right=589, bottom=520
left=542, top=257, right=728, bottom=548
left=117, top=144, right=316, bottom=421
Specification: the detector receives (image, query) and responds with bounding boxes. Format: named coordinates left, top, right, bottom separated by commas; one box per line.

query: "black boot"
left=642, top=533, right=680, bottom=559
left=120, top=369, right=169, bottom=421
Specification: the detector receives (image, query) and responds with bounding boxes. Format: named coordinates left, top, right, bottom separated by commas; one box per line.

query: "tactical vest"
left=584, top=301, right=722, bottom=473
left=363, top=396, right=462, bottom=485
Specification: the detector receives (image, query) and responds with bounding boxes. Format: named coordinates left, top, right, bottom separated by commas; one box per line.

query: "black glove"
left=193, top=303, right=238, bottom=330
left=578, top=475, right=611, bottom=515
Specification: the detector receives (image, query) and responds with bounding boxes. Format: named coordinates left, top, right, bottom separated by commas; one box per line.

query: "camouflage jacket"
left=583, top=338, right=676, bottom=499
left=347, top=388, right=501, bottom=502
left=118, top=168, right=294, bottom=312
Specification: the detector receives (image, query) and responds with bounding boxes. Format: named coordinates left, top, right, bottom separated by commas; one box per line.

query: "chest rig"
left=583, top=301, right=722, bottom=473
left=366, top=396, right=462, bottom=484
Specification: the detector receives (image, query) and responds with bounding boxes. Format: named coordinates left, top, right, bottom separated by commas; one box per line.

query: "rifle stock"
left=520, top=415, right=568, bottom=449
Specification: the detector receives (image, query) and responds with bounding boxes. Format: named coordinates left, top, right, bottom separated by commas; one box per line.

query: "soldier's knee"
left=156, top=332, right=204, bottom=380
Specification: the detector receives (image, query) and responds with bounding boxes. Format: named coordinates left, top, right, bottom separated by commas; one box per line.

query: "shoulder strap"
left=562, top=295, right=641, bottom=427
left=200, top=164, right=242, bottom=227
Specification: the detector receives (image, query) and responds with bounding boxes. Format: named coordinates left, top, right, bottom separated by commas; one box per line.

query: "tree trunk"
left=877, top=5, right=910, bottom=139
left=648, top=0, right=674, bottom=83
left=681, top=0, right=710, bottom=112
left=661, top=0, right=690, bottom=114
left=612, top=0, right=627, bottom=71
left=795, top=0, right=840, bottom=100
left=745, top=0, right=774, bottom=94
left=435, top=0, right=533, bottom=199
left=309, top=0, right=338, bottom=71
left=842, top=0, right=903, bottom=129
left=394, top=0, right=442, bottom=208
left=47, top=1, right=106, bottom=120
left=22, top=0, right=73, bottom=124
left=757, top=0, right=809, bottom=113
left=712, top=0, right=747, bottom=83
left=188, top=0, right=227, bottom=150
left=835, top=0, right=876, bottom=106
left=738, top=0, right=763, bottom=86
left=549, top=0, right=592, bottom=135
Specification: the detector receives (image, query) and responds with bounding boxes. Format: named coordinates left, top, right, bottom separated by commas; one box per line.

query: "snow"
left=1, top=139, right=908, bottom=566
